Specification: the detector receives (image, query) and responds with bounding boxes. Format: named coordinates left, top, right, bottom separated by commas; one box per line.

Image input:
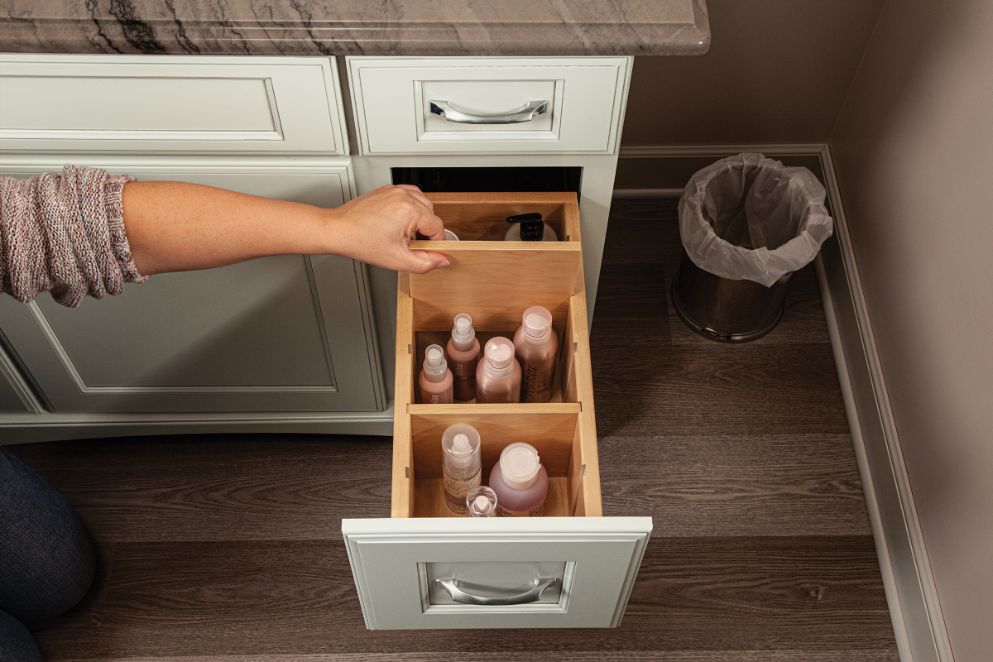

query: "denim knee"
left=0, top=448, right=96, bottom=626
left=0, top=610, right=43, bottom=662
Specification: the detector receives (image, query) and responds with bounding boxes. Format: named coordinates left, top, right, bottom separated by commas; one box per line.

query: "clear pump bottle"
left=447, top=314, right=480, bottom=402
left=513, top=306, right=559, bottom=403
left=418, top=344, right=453, bottom=404
left=475, top=337, right=522, bottom=403
left=442, top=424, right=482, bottom=514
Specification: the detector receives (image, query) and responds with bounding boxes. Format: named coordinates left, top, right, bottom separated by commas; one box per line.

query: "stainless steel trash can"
left=672, top=253, right=792, bottom=343
left=673, top=153, right=834, bottom=343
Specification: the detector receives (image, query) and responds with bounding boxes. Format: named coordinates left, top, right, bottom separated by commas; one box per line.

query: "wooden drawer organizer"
left=392, top=192, right=602, bottom=519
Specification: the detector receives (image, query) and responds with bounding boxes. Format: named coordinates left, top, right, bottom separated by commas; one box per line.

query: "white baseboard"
left=619, top=143, right=829, bottom=157
left=614, top=143, right=952, bottom=662
left=817, top=144, right=952, bottom=662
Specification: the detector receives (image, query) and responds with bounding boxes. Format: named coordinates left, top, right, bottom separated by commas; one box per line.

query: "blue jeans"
left=0, top=447, right=96, bottom=661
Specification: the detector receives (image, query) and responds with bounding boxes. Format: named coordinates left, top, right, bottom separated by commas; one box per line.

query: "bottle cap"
left=506, top=212, right=545, bottom=241
left=443, top=228, right=460, bottom=241
left=451, top=313, right=475, bottom=349
left=522, top=306, right=553, bottom=341
left=466, top=486, right=498, bottom=517
left=442, top=424, right=481, bottom=475
left=499, top=442, right=541, bottom=490
left=484, top=337, right=514, bottom=369
left=423, top=344, right=448, bottom=379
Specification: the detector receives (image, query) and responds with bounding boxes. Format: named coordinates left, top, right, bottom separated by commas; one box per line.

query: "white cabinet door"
left=342, top=517, right=652, bottom=629
left=0, top=158, right=384, bottom=414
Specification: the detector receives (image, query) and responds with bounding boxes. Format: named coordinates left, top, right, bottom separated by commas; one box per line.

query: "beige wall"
left=830, top=1, right=993, bottom=660
left=622, top=0, right=882, bottom=146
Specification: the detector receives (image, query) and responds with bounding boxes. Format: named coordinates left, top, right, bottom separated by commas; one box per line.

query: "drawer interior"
left=392, top=193, right=601, bottom=520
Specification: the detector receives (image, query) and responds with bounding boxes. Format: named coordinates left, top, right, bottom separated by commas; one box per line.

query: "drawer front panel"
left=342, top=517, right=651, bottom=629
left=347, top=57, right=629, bottom=155
left=0, top=55, right=347, bottom=154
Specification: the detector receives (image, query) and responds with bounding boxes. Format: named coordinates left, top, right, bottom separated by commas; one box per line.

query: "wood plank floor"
left=8, top=197, right=898, bottom=661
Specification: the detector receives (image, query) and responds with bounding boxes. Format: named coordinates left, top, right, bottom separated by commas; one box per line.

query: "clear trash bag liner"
left=678, top=153, right=834, bottom=287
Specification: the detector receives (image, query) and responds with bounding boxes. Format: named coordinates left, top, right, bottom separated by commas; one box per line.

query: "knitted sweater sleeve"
left=0, top=165, right=147, bottom=307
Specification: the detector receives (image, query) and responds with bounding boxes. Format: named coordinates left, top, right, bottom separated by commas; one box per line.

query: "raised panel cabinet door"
left=0, top=159, right=384, bottom=414
left=342, top=517, right=652, bottom=629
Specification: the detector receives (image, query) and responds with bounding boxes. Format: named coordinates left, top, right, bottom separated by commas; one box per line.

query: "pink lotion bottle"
left=489, top=442, right=549, bottom=516
left=475, top=337, right=521, bottom=403
left=418, top=344, right=453, bottom=404
left=513, top=305, right=559, bottom=403
left=447, top=314, right=480, bottom=402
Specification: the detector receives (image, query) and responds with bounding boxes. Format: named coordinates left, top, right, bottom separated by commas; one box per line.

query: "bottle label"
left=522, top=359, right=554, bottom=402
left=444, top=472, right=482, bottom=515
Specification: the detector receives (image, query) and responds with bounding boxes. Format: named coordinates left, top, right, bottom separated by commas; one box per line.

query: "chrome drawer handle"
left=428, top=99, right=549, bottom=125
left=435, top=577, right=559, bottom=606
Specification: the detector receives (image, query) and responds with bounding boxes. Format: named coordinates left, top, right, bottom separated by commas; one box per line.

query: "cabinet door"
left=0, top=159, right=384, bottom=414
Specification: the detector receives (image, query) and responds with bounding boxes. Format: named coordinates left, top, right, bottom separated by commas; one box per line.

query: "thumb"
left=405, top=249, right=450, bottom=274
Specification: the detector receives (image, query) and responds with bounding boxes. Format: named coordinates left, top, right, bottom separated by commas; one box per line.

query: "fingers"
left=404, top=249, right=450, bottom=274
left=415, top=210, right=446, bottom=240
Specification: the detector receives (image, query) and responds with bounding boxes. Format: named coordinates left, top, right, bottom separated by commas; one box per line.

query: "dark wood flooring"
left=9, top=197, right=898, bottom=661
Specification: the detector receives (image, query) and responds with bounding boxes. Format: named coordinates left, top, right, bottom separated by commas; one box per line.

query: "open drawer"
left=342, top=193, right=652, bottom=629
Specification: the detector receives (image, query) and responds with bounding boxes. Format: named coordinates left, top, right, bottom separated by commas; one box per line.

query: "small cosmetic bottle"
left=466, top=486, right=498, bottom=517
left=447, top=314, right=480, bottom=402
left=513, top=305, right=559, bottom=403
left=418, top=344, right=453, bottom=404
left=475, top=337, right=522, bottom=403
left=442, top=424, right=482, bottom=514
left=488, top=442, right=549, bottom=517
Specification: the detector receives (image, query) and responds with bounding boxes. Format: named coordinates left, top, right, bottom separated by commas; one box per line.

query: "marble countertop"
left=0, top=0, right=709, bottom=57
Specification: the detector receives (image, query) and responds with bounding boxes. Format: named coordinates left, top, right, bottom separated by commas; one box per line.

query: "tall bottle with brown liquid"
left=447, top=313, right=480, bottom=402
left=513, top=306, right=558, bottom=403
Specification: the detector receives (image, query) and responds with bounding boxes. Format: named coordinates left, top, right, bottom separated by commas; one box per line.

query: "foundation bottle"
left=441, top=423, right=482, bottom=515
left=447, top=314, right=480, bottom=402
left=488, top=442, right=549, bottom=517
left=418, top=344, right=453, bottom=404
left=513, top=306, right=559, bottom=403
left=475, top=337, right=522, bottom=403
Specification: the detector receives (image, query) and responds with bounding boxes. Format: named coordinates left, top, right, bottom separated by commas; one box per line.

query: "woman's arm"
left=121, top=181, right=449, bottom=276
left=1, top=166, right=448, bottom=307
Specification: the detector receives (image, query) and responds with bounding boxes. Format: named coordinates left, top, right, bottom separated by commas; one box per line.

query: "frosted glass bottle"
left=447, top=314, right=480, bottom=402
left=442, top=423, right=482, bottom=515
left=513, top=305, right=558, bottom=403
left=488, top=442, right=548, bottom=517
left=475, top=337, right=521, bottom=403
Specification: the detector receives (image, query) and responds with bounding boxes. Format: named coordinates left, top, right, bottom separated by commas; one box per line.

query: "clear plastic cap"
left=451, top=313, right=476, bottom=349
left=442, top=423, right=481, bottom=476
left=466, top=486, right=497, bottom=517
left=422, top=344, right=448, bottom=380
left=483, top=337, right=515, bottom=370
left=522, top=306, right=553, bottom=342
left=499, top=442, right=541, bottom=490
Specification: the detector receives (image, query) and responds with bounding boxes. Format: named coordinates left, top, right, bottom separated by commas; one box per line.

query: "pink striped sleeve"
left=0, top=165, right=147, bottom=307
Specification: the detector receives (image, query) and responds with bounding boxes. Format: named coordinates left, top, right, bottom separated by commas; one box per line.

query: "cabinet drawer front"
left=342, top=517, right=651, bottom=629
left=347, top=57, right=630, bottom=155
left=0, top=55, right=347, bottom=154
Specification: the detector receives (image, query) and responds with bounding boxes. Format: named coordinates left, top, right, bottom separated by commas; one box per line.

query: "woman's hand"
left=325, top=185, right=450, bottom=274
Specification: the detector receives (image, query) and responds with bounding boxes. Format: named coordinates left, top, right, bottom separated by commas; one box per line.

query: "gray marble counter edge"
left=0, top=3, right=710, bottom=57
